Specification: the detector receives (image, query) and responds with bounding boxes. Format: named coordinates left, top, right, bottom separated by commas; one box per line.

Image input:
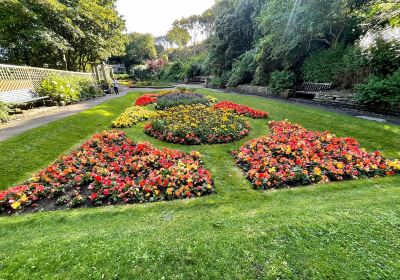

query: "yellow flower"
left=314, top=167, right=322, bottom=176
left=11, top=201, right=21, bottom=209
left=337, top=163, right=344, bottom=169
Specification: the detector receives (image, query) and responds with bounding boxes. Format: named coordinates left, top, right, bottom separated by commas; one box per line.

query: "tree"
left=125, top=33, right=157, bottom=67
left=166, top=24, right=191, bottom=48
left=0, top=0, right=125, bottom=71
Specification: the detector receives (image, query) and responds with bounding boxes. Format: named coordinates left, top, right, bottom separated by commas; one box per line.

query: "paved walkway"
left=0, top=87, right=153, bottom=141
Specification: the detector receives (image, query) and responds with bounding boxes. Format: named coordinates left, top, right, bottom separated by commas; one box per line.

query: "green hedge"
left=38, top=74, right=103, bottom=105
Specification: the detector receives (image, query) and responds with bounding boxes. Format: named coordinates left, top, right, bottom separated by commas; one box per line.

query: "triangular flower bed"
left=233, top=120, right=400, bottom=189
left=0, top=131, right=214, bottom=214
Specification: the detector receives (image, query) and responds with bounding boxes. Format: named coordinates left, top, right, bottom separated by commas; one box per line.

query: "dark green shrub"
left=79, top=79, right=104, bottom=99
left=356, top=70, right=400, bottom=107
left=228, top=50, right=256, bottom=87
left=0, top=101, right=10, bottom=123
left=269, top=70, right=295, bottom=94
left=334, top=46, right=369, bottom=88
left=210, top=73, right=229, bottom=88
left=302, top=46, right=347, bottom=83
left=161, top=61, right=185, bottom=81
left=366, top=38, right=400, bottom=76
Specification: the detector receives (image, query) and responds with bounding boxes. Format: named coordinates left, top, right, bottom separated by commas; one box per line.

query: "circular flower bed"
left=144, top=105, right=250, bottom=145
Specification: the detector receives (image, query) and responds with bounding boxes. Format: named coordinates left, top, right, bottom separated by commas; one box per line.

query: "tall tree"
left=125, top=33, right=157, bottom=68
left=0, top=0, right=125, bottom=71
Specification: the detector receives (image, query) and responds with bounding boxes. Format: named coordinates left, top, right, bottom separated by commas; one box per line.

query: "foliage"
left=160, top=61, right=186, bottom=81
left=114, top=74, right=133, bottom=80
left=0, top=0, right=125, bottom=71
left=210, top=74, right=229, bottom=88
left=38, top=74, right=102, bottom=105
left=363, top=38, right=400, bottom=76
left=155, top=92, right=210, bottom=110
left=145, top=105, right=250, bottom=145
left=134, top=81, right=172, bottom=88
left=269, top=70, right=295, bottom=94
left=213, top=101, right=268, bottom=119
left=227, top=50, right=256, bottom=87
left=234, top=120, right=400, bottom=190
left=0, top=131, right=214, bottom=213
left=167, top=24, right=191, bottom=48
left=111, top=106, right=158, bottom=128
left=302, top=46, right=369, bottom=87
left=356, top=70, right=400, bottom=107
left=125, top=33, right=158, bottom=68
left=0, top=102, right=10, bottom=123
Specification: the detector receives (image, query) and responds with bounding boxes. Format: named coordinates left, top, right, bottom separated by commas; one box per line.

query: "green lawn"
left=0, top=90, right=399, bottom=279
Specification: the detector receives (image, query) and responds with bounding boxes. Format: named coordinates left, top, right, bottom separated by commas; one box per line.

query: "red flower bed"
left=134, top=94, right=158, bottom=106
left=0, top=131, right=214, bottom=214
left=213, top=101, right=269, bottom=119
left=233, top=120, right=400, bottom=189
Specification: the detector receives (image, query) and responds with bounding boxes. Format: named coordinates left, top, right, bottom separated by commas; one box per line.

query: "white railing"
left=0, top=64, right=95, bottom=93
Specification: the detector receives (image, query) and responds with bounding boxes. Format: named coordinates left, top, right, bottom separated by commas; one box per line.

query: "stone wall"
left=228, top=85, right=400, bottom=116
left=314, top=90, right=400, bottom=116
left=229, top=85, right=292, bottom=98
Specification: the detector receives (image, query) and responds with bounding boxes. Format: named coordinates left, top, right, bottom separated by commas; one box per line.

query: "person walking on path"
left=113, top=79, right=119, bottom=95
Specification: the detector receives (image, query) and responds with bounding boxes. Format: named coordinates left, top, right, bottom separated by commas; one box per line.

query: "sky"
left=117, top=0, right=215, bottom=37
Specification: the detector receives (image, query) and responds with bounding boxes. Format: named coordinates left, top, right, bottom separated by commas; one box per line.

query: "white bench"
left=0, top=89, right=49, bottom=105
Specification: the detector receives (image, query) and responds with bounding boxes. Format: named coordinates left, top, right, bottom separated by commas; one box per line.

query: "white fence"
left=0, top=64, right=112, bottom=93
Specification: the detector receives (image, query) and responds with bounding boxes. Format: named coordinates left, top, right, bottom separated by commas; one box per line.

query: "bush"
left=114, top=73, right=132, bottom=80
left=227, top=50, right=256, bottom=87
left=365, top=38, right=400, bottom=77
left=269, top=70, right=295, bottom=94
left=38, top=74, right=101, bottom=105
left=356, top=70, right=400, bottom=107
left=0, top=101, right=10, bottom=123
left=210, top=73, right=229, bottom=88
left=160, top=61, right=185, bottom=81
left=302, top=46, right=347, bottom=83
left=302, top=46, right=369, bottom=88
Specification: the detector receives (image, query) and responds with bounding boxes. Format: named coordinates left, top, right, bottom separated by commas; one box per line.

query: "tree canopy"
left=0, top=0, right=125, bottom=71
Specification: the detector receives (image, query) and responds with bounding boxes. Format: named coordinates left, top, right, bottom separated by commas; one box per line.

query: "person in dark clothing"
left=113, top=79, right=119, bottom=95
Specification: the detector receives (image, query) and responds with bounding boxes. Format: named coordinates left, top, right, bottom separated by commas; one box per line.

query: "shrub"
left=269, top=70, right=295, bottom=94
left=145, top=105, right=250, bottom=145
left=114, top=73, right=132, bottom=80
left=227, top=50, right=256, bottom=87
left=0, top=131, right=214, bottom=213
left=302, top=46, right=369, bottom=88
left=38, top=74, right=101, bottom=105
left=0, top=101, right=10, bottom=123
left=356, top=70, right=400, bottom=107
left=112, top=106, right=158, bottom=128
left=233, top=120, right=400, bottom=190
left=210, top=74, right=229, bottom=88
left=302, top=47, right=347, bottom=83
left=365, top=38, right=400, bottom=76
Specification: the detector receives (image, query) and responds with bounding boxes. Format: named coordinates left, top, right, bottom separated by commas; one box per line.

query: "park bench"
left=0, top=89, right=49, bottom=106
left=295, top=82, right=332, bottom=98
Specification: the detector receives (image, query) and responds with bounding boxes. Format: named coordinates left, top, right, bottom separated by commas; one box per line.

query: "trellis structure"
left=0, top=64, right=95, bottom=93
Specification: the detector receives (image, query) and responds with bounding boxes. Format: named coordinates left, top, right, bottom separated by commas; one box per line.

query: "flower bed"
left=213, top=101, right=269, bottom=119
left=134, top=90, right=217, bottom=108
left=144, top=105, right=250, bottom=145
left=134, top=94, right=159, bottom=106
left=112, top=106, right=158, bottom=128
left=155, top=92, right=211, bottom=110
left=0, top=131, right=214, bottom=214
left=233, top=120, right=400, bottom=189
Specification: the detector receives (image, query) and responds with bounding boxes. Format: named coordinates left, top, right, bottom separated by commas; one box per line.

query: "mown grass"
left=0, top=90, right=399, bottom=279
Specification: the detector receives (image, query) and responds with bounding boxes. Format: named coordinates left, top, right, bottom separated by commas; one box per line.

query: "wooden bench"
left=295, top=82, right=332, bottom=98
left=0, top=89, right=49, bottom=105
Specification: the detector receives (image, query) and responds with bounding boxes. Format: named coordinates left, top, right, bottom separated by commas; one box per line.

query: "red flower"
left=89, top=192, right=98, bottom=200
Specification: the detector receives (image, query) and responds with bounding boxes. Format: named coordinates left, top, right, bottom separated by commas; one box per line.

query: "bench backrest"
left=0, top=89, right=40, bottom=103
left=304, top=82, right=332, bottom=92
